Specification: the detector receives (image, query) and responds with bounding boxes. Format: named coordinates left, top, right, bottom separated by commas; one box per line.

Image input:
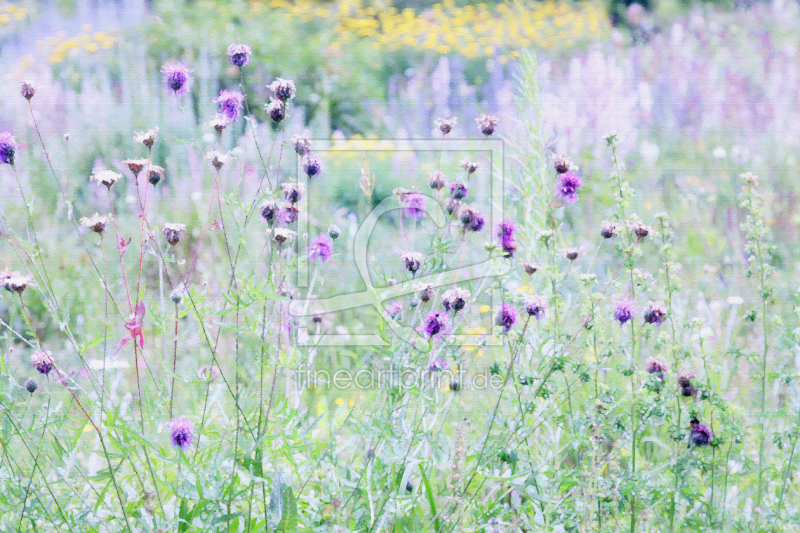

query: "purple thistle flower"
left=291, top=131, right=312, bottom=156
left=226, top=43, right=252, bottom=67
left=442, top=288, right=470, bottom=312
left=302, top=153, right=322, bottom=178
left=427, top=357, right=446, bottom=372
left=459, top=205, right=484, bottom=233
left=214, top=90, right=246, bottom=122
left=161, top=62, right=193, bottom=96
left=556, top=171, right=583, bottom=205
left=613, top=299, right=635, bottom=325
left=420, top=310, right=449, bottom=339
left=523, top=295, right=548, bottom=320
left=168, top=417, right=194, bottom=450
left=269, top=77, right=297, bottom=102
left=266, top=97, right=285, bottom=123
left=401, top=192, right=426, bottom=220
left=0, top=132, right=19, bottom=166
left=281, top=182, right=305, bottom=204
left=400, top=251, right=424, bottom=274
left=450, top=181, right=468, bottom=200
left=386, top=300, right=403, bottom=319
left=646, top=357, right=668, bottom=380
left=476, top=113, right=498, bottom=136
left=678, top=370, right=696, bottom=397
left=689, top=418, right=712, bottom=447
left=495, top=303, right=518, bottom=333
left=278, top=203, right=299, bottom=225
left=600, top=220, right=619, bottom=239
left=427, top=170, right=447, bottom=191
left=261, top=200, right=279, bottom=225
left=644, top=301, right=668, bottom=325
left=31, top=351, right=54, bottom=375
left=497, top=219, right=517, bottom=257
left=309, top=233, right=334, bottom=262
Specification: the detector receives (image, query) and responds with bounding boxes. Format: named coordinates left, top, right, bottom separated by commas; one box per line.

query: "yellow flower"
left=480, top=305, right=491, bottom=314
left=335, top=397, right=345, bottom=405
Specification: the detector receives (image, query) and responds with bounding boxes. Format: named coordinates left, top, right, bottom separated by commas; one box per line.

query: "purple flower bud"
left=226, top=43, right=252, bottom=67
left=435, top=117, right=457, bottom=135
left=302, top=153, right=322, bottom=178
left=427, top=170, right=447, bottom=191
left=442, top=288, right=471, bottom=312
left=21, top=81, right=35, bottom=101
left=600, top=220, right=619, bottom=239
left=31, top=351, right=54, bottom=375
left=161, top=62, right=193, bottom=96
left=168, top=417, right=194, bottom=450
left=281, top=182, right=305, bottom=204
left=459, top=205, right=485, bottom=233
left=553, top=153, right=574, bottom=174
left=261, top=200, right=279, bottom=225
left=476, top=113, right=498, bottom=136
left=449, top=181, right=468, bottom=200
left=646, top=357, right=668, bottom=380
left=678, top=370, right=696, bottom=397
left=266, top=97, right=285, bottom=123
left=0, top=132, right=19, bottom=166
left=401, top=252, right=424, bottom=274
left=495, top=303, right=518, bottom=333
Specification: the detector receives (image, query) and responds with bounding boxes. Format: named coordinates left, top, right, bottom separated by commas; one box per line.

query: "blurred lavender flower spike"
left=226, top=43, right=252, bottom=67
left=161, top=61, right=193, bottom=96
left=214, top=90, right=246, bottom=122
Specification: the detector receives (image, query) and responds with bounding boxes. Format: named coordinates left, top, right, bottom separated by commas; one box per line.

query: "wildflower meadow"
left=1, top=0, right=800, bottom=531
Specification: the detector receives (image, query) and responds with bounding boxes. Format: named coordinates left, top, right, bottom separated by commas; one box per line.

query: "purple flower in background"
left=0, top=132, right=19, bottom=166
left=420, top=311, right=449, bottom=339
left=227, top=43, right=252, bottom=67
left=31, top=351, right=54, bottom=375
left=613, top=299, right=635, bottom=325
left=644, top=301, right=668, bottom=325
left=386, top=300, right=403, bottom=319
left=279, top=203, right=299, bottom=225
left=689, top=418, right=712, bottom=447
left=523, top=295, right=548, bottom=320
left=400, top=192, right=426, bottom=220
left=646, top=357, right=668, bottom=380
left=302, top=153, right=322, bottom=178
left=497, top=219, right=517, bottom=257
left=495, top=303, right=518, bottom=333
left=161, top=62, right=193, bottom=96
left=214, top=90, right=246, bottom=122
left=557, top=171, right=583, bottom=205
left=309, top=233, right=334, bottom=262
left=168, top=417, right=194, bottom=450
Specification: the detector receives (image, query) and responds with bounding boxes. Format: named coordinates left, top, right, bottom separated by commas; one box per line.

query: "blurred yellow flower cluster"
left=35, top=25, right=116, bottom=65
left=0, top=2, right=27, bottom=27
left=265, top=0, right=606, bottom=60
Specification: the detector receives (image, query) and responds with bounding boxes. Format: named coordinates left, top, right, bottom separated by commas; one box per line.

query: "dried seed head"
left=260, top=200, right=279, bottom=225
left=80, top=212, right=113, bottom=234
left=2, top=270, right=34, bottom=294
left=600, top=220, right=619, bottom=239
left=460, top=159, right=480, bottom=174
left=564, top=247, right=579, bottom=261
left=90, top=169, right=123, bottom=189
left=523, top=262, right=541, bottom=275
left=163, top=222, right=187, bottom=246
left=123, top=158, right=149, bottom=178
left=272, top=228, right=296, bottom=245
left=291, top=131, right=312, bottom=156
left=205, top=150, right=232, bottom=171
left=207, top=113, right=229, bottom=134
left=327, top=224, right=341, bottom=239
left=400, top=251, right=424, bottom=274
left=133, top=128, right=159, bottom=149
left=281, top=181, right=305, bottom=204
left=266, top=97, right=285, bottom=123
left=442, top=288, right=471, bottom=312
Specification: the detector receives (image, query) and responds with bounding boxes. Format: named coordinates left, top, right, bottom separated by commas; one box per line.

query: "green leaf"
left=276, top=487, right=297, bottom=532
left=419, top=465, right=440, bottom=533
